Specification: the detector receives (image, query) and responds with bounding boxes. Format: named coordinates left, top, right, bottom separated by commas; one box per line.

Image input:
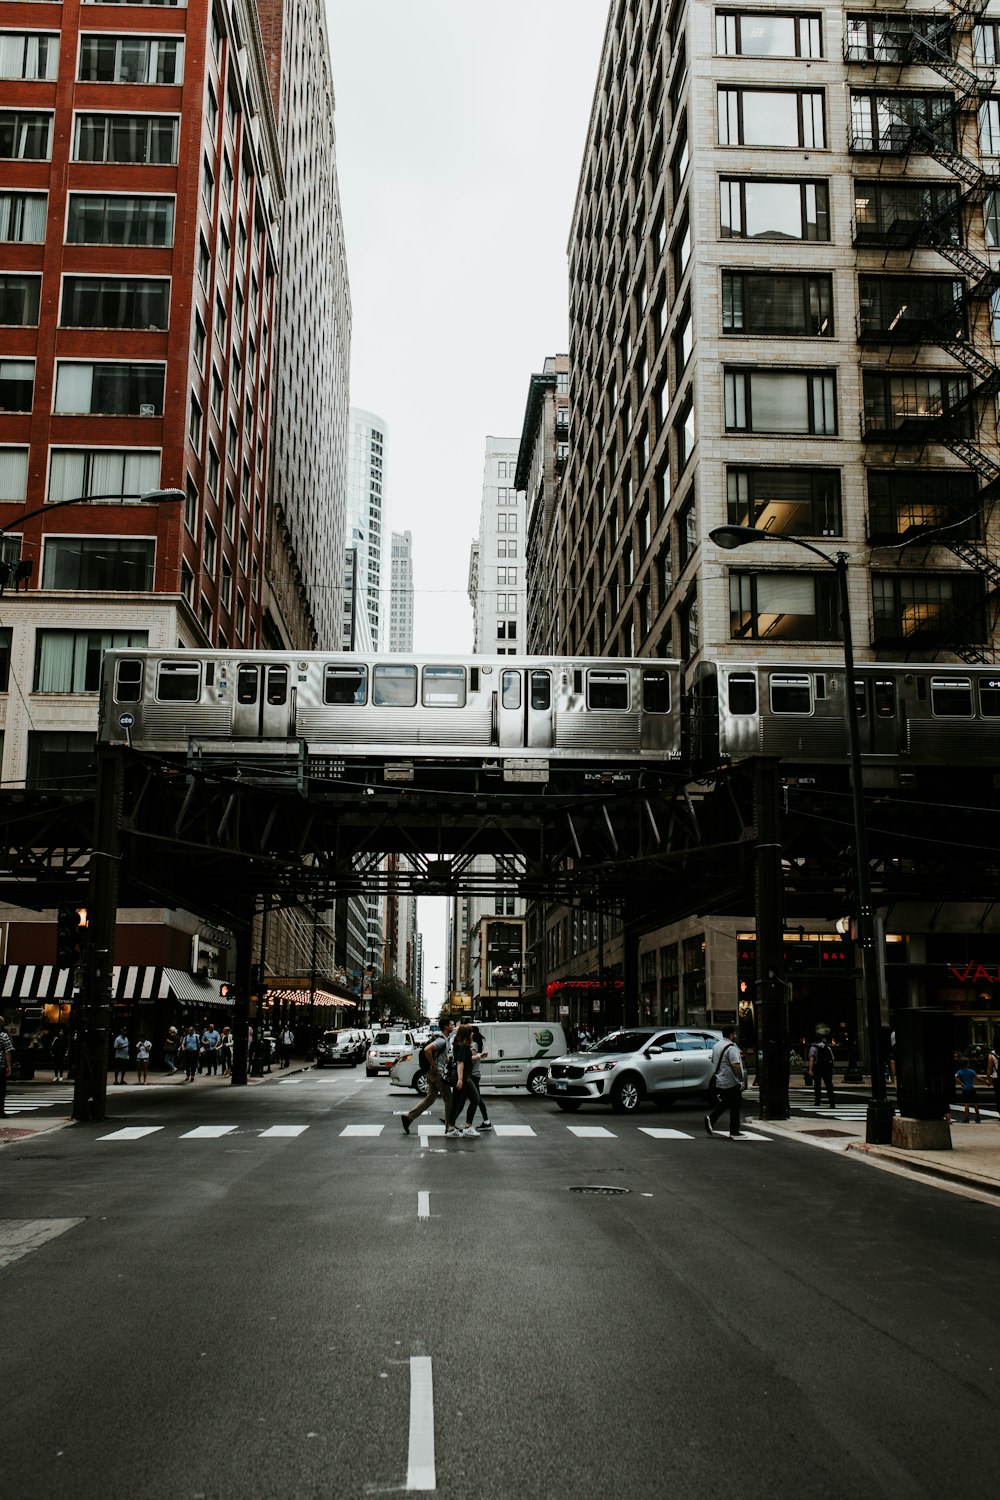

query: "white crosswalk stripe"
left=340, top=1124, right=383, bottom=1136
left=639, top=1127, right=694, bottom=1140
left=98, top=1126, right=165, bottom=1141
left=566, top=1125, right=617, bottom=1138
left=259, top=1125, right=309, bottom=1137
left=179, top=1125, right=237, bottom=1139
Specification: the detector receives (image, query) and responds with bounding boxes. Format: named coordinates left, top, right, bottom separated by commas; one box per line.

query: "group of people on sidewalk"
left=400, top=1017, right=493, bottom=1140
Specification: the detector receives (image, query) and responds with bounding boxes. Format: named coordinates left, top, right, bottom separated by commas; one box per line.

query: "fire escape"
left=848, top=2, right=1000, bottom=660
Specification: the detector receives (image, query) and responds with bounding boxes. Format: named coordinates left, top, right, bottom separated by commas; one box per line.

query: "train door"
left=525, top=668, right=554, bottom=747
left=231, top=661, right=294, bottom=738
left=497, top=667, right=524, bottom=748
left=855, top=676, right=898, bottom=754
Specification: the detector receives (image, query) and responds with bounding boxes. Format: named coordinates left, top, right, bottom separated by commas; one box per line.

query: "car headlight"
left=583, top=1060, right=618, bottom=1073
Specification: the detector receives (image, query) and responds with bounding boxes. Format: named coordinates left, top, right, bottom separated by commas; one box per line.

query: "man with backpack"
left=704, top=1025, right=750, bottom=1140
left=809, top=1033, right=837, bottom=1109
left=400, top=1017, right=455, bottom=1135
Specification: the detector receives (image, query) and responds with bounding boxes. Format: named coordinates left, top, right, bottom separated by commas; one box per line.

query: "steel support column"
left=753, top=759, right=789, bottom=1120
left=72, top=746, right=124, bottom=1123
left=230, top=903, right=254, bottom=1086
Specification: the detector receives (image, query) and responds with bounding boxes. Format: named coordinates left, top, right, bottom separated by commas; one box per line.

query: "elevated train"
left=98, top=649, right=1000, bottom=772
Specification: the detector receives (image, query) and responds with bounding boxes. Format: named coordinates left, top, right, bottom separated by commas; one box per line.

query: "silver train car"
left=692, top=660, right=1000, bottom=767
left=99, top=651, right=684, bottom=765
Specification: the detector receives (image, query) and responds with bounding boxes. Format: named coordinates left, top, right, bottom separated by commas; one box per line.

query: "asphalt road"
left=4, top=1069, right=999, bottom=1500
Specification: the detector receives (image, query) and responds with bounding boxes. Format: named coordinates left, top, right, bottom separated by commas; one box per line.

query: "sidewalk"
left=754, top=1113, right=1000, bottom=1201
left=0, top=1060, right=310, bottom=1147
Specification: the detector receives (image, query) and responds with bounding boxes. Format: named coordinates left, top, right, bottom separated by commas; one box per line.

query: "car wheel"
left=365, top=1068, right=378, bottom=1078
left=526, top=1068, right=548, bottom=1098
left=414, top=1073, right=430, bottom=1097
left=555, top=1099, right=583, bottom=1112
left=349, top=1060, right=357, bottom=1069
left=610, top=1075, right=643, bottom=1113
left=315, top=1060, right=324, bottom=1069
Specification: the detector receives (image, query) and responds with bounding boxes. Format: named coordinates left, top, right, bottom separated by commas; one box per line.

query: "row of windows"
left=724, top=670, right=1000, bottom=721
left=0, top=360, right=166, bottom=416
left=728, top=570, right=984, bottom=643
left=713, top=12, right=1000, bottom=64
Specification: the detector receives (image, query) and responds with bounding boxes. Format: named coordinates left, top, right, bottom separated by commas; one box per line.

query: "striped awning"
left=0, top=966, right=233, bottom=1008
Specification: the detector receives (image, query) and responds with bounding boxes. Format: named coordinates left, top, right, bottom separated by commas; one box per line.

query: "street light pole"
left=709, top=526, right=894, bottom=1144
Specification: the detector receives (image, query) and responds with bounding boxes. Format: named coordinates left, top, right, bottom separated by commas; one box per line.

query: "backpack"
left=813, top=1041, right=832, bottom=1070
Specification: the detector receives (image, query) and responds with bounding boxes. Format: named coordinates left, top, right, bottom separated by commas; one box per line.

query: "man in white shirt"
left=704, top=1026, right=750, bottom=1140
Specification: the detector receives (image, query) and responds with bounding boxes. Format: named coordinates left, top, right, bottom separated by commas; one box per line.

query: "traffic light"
left=56, top=906, right=86, bottom=968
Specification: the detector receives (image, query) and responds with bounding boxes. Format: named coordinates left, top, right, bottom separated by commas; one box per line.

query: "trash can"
left=895, top=1008, right=954, bottom=1120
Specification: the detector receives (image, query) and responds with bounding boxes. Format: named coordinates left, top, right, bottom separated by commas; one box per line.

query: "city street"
left=4, top=1068, right=998, bottom=1499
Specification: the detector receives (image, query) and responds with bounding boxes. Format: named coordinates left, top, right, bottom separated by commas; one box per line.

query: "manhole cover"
left=568, top=1185, right=631, bottom=1195
left=802, top=1128, right=854, bottom=1139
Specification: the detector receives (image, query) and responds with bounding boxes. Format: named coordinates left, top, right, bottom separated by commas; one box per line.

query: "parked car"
left=366, top=1029, right=419, bottom=1077
left=389, top=1021, right=570, bottom=1098
left=545, top=1027, right=723, bottom=1113
left=315, top=1030, right=366, bottom=1068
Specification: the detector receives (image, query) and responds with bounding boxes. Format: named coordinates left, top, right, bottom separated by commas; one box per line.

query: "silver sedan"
left=545, top=1027, right=724, bottom=1114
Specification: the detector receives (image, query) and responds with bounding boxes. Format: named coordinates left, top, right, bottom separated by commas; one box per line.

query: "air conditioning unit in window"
left=139, top=403, right=155, bottom=417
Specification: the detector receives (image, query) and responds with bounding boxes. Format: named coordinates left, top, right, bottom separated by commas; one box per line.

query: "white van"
left=388, top=1021, right=569, bottom=1098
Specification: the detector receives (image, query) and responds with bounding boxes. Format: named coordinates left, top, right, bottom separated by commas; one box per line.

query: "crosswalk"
left=95, top=1119, right=772, bottom=1144
left=3, top=1081, right=175, bottom=1115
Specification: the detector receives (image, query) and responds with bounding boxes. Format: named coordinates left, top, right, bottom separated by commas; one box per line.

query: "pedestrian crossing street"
left=94, top=1119, right=773, bottom=1144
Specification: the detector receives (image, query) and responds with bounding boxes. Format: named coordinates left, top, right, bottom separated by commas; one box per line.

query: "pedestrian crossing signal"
left=56, top=906, right=85, bottom=968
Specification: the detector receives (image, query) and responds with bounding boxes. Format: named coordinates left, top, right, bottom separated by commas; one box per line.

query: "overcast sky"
left=325, top=0, right=610, bottom=1010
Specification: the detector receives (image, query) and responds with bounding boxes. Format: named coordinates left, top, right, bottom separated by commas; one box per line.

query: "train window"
left=422, top=665, right=466, bottom=707
left=728, top=675, right=757, bottom=714
left=237, top=665, right=259, bottom=704
left=502, top=670, right=521, bottom=710
left=373, top=664, right=418, bottom=706
left=642, top=669, right=671, bottom=713
left=266, top=666, right=288, bottom=706
left=156, top=661, right=200, bottom=702
left=324, top=665, right=367, bottom=705
left=114, top=660, right=142, bottom=703
left=588, top=669, right=629, bottom=710
left=769, top=675, right=812, bottom=714
left=930, top=677, right=973, bottom=716
left=853, top=681, right=867, bottom=718
left=530, top=670, right=551, bottom=710
left=814, top=675, right=826, bottom=700
left=979, top=680, right=1000, bottom=716
left=874, top=679, right=896, bottom=718
left=574, top=669, right=583, bottom=694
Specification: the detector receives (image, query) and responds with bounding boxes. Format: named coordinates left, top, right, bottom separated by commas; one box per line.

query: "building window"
left=78, top=35, right=184, bottom=84
left=861, top=371, right=970, bottom=437
left=718, top=87, right=825, bottom=148
left=202, top=153, right=214, bottom=211
left=720, top=177, right=830, bottom=241
left=722, top=272, right=833, bottom=336
left=220, top=557, right=232, bottom=609
left=716, top=12, right=822, bottom=58
left=34, top=628, right=148, bottom=693
left=26, top=733, right=96, bottom=791
left=0, top=359, right=33, bottom=412
left=727, top=467, right=842, bottom=535
left=73, top=113, right=179, bottom=164
left=679, top=590, right=699, bottom=658
left=673, top=212, right=691, bottom=283
left=849, top=92, right=952, bottom=153
left=872, top=573, right=986, bottom=646
left=975, top=21, right=1000, bottom=64
left=0, top=110, right=52, bottom=160
left=197, top=234, right=210, bottom=288
left=203, top=521, right=216, bottom=574
left=53, top=362, right=164, bottom=416
left=867, top=468, right=980, bottom=543
left=207, top=443, right=219, bottom=496
left=0, top=274, right=40, bottom=326
left=0, top=33, right=60, bottom=81
left=675, top=393, right=695, bottom=469
left=223, top=485, right=235, bottom=535
left=181, top=561, right=194, bottom=604
left=184, top=478, right=197, bottom=535
left=193, top=310, right=205, bottom=368
left=855, top=179, right=960, bottom=245
left=66, top=193, right=174, bottom=246
left=674, top=303, right=693, bottom=372
left=47, top=448, right=159, bottom=501
left=42, top=537, right=155, bottom=590
left=677, top=494, right=697, bottom=568
left=725, top=368, right=837, bottom=434
left=60, top=277, right=169, bottom=329
left=0, top=192, right=47, bottom=243
left=858, top=275, right=963, bottom=341
left=0, top=448, right=28, bottom=501
left=729, top=570, right=841, bottom=639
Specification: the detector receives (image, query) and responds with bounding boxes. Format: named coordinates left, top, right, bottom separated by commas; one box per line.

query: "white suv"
left=366, top=1029, right=418, bottom=1077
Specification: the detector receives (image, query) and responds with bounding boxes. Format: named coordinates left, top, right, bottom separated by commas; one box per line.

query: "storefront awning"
left=0, top=965, right=233, bottom=1008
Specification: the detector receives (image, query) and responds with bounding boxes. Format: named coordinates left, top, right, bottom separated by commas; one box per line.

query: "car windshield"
left=322, top=1034, right=339, bottom=1043
left=588, top=1030, right=656, bottom=1054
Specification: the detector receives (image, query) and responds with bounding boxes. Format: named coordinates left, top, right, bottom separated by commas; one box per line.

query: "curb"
left=847, top=1140, right=1000, bottom=1199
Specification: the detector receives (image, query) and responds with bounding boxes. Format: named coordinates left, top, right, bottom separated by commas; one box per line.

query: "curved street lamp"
left=709, top=525, right=894, bottom=1144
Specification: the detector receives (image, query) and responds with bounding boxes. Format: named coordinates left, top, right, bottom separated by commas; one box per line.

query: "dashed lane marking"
left=406, top=1356, right=436, bottom=1491
left=417, top=1191, right=430, bottom=1219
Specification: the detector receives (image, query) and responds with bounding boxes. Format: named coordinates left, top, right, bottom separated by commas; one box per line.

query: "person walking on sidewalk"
left=704, top=1026, right=750, bottom=1140
left=808, top=1034, right=837, bottom=1109
left=0, top=1015, right=13, bottom=1117
left=987, top=1040, right=1000, bottom=1119
left=445, top=1024, right=479, bottom=1138
left=181, top=1025, right=200, bottom=1081
left=954, top=1057, right=981, bottom=1123
left=113, top=1029, right=130, bottom=1086
left=50, top=1026, right=68, bottom=1082
left=135, top=1035, right=151, bottom=1084
left=163, top=1027, right=178, bottom=1076
left=220, top=1026, right=233, bottom=1076
left=279, top=1025, right=294, bottom=1068
left=401, top=1018, right=455, bottom=1136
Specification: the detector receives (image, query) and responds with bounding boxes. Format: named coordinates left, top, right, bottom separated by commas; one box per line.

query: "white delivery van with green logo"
left=389, top=1021, right=568, bottom=1098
